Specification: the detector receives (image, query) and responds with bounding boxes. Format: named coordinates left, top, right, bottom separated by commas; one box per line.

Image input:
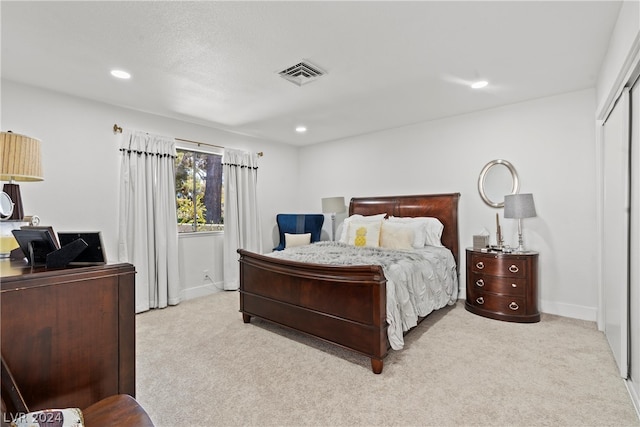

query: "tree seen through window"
left=175, top=149, right=224, bottom=232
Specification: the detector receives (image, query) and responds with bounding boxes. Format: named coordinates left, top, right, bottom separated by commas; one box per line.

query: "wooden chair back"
left=1, top=355, right=155, bottom=427
left=1, top=355, right=29, bottom=418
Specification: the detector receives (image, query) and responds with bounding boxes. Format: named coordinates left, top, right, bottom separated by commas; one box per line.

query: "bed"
left=237, top=193, right=460, bottom=374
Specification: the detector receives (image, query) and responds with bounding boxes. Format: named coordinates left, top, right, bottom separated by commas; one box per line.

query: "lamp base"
left=3, top=183, right=24, bottom=220
left=513, top=232, right=527, bottom=253
left=330, top=213, right=336, bottom=241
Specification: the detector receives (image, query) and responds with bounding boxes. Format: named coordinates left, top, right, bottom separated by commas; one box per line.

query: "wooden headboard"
left=349, top=193, right=461, bottom=268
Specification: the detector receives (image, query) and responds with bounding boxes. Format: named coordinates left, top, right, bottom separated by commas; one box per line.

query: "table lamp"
left=0, top=131, right=43, bottom=220
left=321, top=196, right=345, bottom=241
left=504, top=193, right=536, bottom=253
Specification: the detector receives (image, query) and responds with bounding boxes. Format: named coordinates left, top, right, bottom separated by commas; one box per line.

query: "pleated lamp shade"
left=1, top=132, right=43, bottom=220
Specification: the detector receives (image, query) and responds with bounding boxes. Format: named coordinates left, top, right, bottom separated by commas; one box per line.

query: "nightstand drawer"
left=466, top=291, right=527, bottom=316
left=468, top=272, right=526, bottom=296
left=470, top=254, right=526, bottom=278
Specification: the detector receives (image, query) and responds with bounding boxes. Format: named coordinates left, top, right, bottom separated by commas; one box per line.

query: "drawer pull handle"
left=509, top=302, right=519, bottom=311
left=511, top=283, right=517, bottom=288
left=475, top=279, right=485, bottom=287
left=476, top=297, right=485, bottom=305
left=509, top=265, right=519, bottom=273
left=476, top=262, right=485, bottom=270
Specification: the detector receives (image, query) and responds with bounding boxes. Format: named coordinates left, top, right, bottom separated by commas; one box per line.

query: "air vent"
left=278, top=60, right=326, bottom=86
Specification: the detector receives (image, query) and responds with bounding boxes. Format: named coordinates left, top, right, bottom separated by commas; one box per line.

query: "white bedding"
left=267, top=242, right=458, bottom=350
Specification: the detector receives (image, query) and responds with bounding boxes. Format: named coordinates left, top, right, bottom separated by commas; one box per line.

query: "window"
left=175, top=148, right=224, bottom=232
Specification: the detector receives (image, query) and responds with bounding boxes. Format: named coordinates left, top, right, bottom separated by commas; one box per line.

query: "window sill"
left=178, top=231, right=224, bottom=238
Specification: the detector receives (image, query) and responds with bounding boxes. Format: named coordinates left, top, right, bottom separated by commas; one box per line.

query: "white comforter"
left=267, top=242, right=458, bottom=350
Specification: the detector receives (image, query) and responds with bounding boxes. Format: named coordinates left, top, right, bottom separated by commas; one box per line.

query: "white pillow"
left=285, top=232, right=311, bottom=248
left=379, top=221, right=415, bottom=250
left=346, top=221, right=382, bottom=247
left=387, top=216, right=444, bottom=247
left=338, top=213, right=387, bottom=244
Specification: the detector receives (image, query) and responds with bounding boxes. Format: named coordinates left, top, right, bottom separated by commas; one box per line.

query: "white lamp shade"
left=321, top=196, right=345, bottom=214
left=504, top=193, right=536, bottom=219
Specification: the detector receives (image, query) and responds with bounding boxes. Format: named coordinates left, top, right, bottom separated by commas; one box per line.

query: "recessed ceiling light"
left=471, top=80, right=488, bottom=89
left=295, top=126, right=307, bottom=133
left=110, top=69, right=131, bottom=79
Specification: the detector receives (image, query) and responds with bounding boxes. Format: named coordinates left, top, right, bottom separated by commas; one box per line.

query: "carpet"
left=136, top=291, right=639, bottom=427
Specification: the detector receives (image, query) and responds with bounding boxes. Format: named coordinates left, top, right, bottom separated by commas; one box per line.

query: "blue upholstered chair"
left=274, top=214, right=325, bottom=251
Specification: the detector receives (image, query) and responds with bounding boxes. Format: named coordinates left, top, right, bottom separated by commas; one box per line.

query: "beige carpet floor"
left=136, top=291, right=639, bottom=427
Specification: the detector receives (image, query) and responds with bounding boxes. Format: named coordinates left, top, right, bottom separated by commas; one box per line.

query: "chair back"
left=274, top=214, right=324, bottom=251
left=1, top=355, right=29, bottom=417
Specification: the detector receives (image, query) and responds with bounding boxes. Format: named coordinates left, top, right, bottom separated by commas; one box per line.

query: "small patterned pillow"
left=338, top=213, right=387, bottom=243
left=346, top=221, right=382, bottom=247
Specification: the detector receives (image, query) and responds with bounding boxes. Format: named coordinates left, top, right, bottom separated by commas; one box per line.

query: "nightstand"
left=465, top=248, right=540, bottom=323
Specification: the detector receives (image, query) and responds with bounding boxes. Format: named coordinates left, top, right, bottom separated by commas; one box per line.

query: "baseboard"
left=625, top=379, right=640, bottom=421
left=181, top=282, right=222, bottom=301
left=539, top=299, right=597, bottom=322
left=135, top=284, right=220, bottom=312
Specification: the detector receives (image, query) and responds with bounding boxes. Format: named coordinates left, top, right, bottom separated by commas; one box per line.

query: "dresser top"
left=0, top=259, right=134, bottom=283
left=466, top=247, right=539, bottom=256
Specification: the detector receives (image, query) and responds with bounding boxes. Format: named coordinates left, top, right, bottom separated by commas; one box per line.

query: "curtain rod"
left=112, top=124, right=263, bottom=157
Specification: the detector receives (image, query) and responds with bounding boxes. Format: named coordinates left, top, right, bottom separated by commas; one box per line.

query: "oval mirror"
left=0, top=191, right=14, bottom=219
left=478, top=159, right=520, bottom=208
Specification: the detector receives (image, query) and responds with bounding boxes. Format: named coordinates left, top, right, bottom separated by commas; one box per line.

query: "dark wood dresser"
left=465, top=248, right=540, bottom=323
left=0, top=260, right=136, bottom=411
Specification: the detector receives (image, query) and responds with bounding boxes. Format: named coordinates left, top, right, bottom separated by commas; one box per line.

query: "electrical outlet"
left=203, top=269, right=214, bottom=283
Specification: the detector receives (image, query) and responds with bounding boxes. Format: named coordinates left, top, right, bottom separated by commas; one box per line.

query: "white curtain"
left=223, top=148, right=262, bottom=290
left=118, top=130, right=180, bottom=313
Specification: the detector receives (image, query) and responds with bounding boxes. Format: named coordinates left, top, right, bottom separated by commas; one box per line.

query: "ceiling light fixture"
left=295, top=126, right=307, bottom=133
left=471, top=80, right=488, bottom=89
left=110, top=69, right=131, bottom=79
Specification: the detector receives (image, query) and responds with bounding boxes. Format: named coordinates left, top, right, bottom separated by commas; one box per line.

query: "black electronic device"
left=45, top=238, right=89, bottom=268
left=12, top=228, right=60, bottom=266
left=57, top=232, right=106, bottom=265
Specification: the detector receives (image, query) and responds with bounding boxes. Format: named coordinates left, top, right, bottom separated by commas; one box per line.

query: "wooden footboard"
left=238, top=249, right=388, bottom=373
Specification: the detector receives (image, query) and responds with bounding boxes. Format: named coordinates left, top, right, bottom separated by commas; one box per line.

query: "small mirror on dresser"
left=478, top=159, right=520, bottom=208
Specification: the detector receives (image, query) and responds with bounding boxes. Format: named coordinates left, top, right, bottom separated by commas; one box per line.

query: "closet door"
left=630, top=81, right=639, bottom=388
left=602, top=88, right=630, bottom=379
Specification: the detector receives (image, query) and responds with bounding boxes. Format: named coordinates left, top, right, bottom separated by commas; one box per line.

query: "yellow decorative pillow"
left=380, top=221, right=415, bottom=250
left=284, top=232, right=311, bottom=248
left=338, top=213, right=387, bottom=243
left=346, top=221, right=382, bottom=247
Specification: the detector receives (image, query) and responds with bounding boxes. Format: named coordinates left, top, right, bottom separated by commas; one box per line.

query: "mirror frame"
left=478, top=159, right=520, bottom=208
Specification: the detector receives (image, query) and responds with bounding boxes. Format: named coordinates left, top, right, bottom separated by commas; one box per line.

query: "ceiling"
left=1, top=1, right=621, bottom=146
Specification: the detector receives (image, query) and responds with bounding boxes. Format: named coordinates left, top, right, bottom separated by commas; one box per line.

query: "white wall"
left=1, top=80, right=299, bottom=299
left=298, top=89, right=599, bottom=320
left=0, top=80, right=601, bottom=320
